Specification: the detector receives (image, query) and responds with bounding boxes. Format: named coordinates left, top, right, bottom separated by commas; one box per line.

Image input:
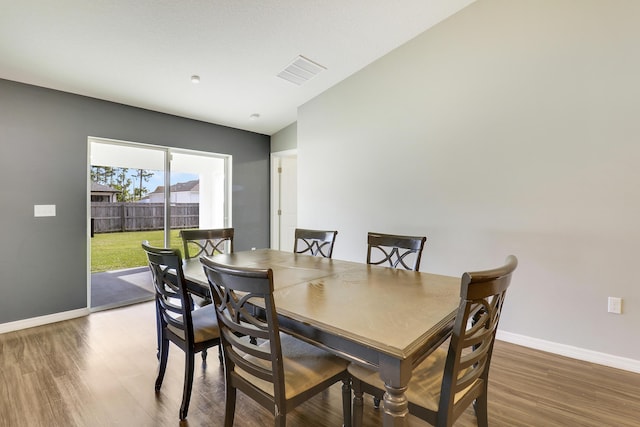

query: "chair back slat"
left=294, top=228, right=338, bottom=258
left=366, top=232, right=426, bottom=271
left=180, top=228, right=234, bottom=259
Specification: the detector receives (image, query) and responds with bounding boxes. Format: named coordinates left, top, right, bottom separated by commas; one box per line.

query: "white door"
left=271, top=151, right=297, bottom=251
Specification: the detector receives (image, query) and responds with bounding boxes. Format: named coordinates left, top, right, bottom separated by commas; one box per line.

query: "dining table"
left=182, top=248, right=461, bottom=427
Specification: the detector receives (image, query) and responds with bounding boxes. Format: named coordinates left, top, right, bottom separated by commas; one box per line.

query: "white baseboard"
left=497, top=330, right=640, bottom=374
left=0, top=308, right=89, bottom=334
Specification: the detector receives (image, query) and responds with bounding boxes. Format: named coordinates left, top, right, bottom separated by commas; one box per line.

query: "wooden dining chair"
left=366, top=232, right=426, bottom=271
left=200, top=257, right=352, bottom=427
left=180, top=227, right=234, bottom=259
left=180, top=227, right=234, bottom=311
left=364, top=231, right=428, bottom=407
left=349, top=255, right=518, bottom=427
left=142, top=241, right=221, bottom=421
left=293, top=228, right=338, bottom=258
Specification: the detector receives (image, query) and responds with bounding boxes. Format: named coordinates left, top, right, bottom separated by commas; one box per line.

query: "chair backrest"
left=180, top=228, right=234, bottom=259
left=293, top=228, right=338, bottom=258
left=200, top=257, right=287, bottom=404
left=438, top=255, right=518, bottom=423
left=142, top=241, right=195, bottom=344
left=366, top=232, right=426, bottom=271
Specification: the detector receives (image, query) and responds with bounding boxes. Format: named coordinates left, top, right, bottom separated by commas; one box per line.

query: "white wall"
left=271, top=122, right=297, bottom=152
left=297, top=0, right=640, bottom=362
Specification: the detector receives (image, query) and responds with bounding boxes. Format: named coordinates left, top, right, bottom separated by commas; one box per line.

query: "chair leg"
left=275, top=413, right=286, bottom=427
left=179, top=351, right=195, bottom=420
left=373, top=396, right=381, bottom=409
left=474, top=393, right=489, bottom=427
left=342, top=378, right=352, bottom=427
left=155, top=337, right=169, bottom=392
left=224, top=384, right=236, bottom=427
left=352, top=380, right=364, bottom=427
left=218, top=345, right=224, bottom=363
left=155, top=304, right=162, bottom=359
left=201, top=348, right=207, bottom=362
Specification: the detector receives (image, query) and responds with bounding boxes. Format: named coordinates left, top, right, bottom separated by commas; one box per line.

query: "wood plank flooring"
left=1, top=301, right=639, bottom=426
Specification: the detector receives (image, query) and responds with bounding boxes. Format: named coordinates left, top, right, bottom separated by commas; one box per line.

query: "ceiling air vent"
left=277, top=55, right=326, bottom=85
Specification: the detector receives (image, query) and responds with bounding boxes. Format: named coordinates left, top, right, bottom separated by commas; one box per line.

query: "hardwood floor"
left=1, top=301, right=639, bottom=426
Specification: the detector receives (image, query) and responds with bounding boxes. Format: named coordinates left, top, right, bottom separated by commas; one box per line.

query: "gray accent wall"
left=297, top=0, right=640, bottom=362
left=0, top=79, right=270, bottom=324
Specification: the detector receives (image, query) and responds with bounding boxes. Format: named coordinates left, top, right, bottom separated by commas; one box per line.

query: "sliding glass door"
left=88, top=138, right=231, bottom=311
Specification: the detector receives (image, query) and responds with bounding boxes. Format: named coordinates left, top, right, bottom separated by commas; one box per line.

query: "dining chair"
left=366, top=232, right=427, bottom=271
left=293, top=228, right=338, bottom=258
left=349, top=255, right=518, bottom=427
left=142, top=241, right=221, bottom=421
left=364, top=231, right=427, bottom=407
left=200, top=257, right=352, bottom=427
left=180, top=227, right=234, bottom=312
left=180, top=227, right=234, bottom=259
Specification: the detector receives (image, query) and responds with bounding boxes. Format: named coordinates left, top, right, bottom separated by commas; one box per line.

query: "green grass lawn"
left=90, top=230, right=183, bottom=273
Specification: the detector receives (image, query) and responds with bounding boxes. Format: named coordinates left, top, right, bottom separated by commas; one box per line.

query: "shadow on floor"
left=91, top=266, right=154, bottom=311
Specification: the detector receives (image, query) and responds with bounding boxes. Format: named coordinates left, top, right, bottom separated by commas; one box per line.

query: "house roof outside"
left=149, top=180, right=199, bottom=194
left=91, top=182, right=120, bottom=193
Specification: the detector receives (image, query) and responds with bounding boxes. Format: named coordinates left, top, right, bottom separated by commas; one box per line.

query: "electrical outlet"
left=608, top=297, right=622, bottom=314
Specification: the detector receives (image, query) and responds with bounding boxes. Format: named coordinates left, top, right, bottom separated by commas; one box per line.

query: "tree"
left=132, top=169, right=154, bottom=201
left=114, top=168, right=132, bottom=202
left=91, top=165, right=115, bottom=184
left=91, top=166, right=154, bottom=201
left=91, top=166, right=116, bottom=185
left=90, top=166, right=102, bottom=183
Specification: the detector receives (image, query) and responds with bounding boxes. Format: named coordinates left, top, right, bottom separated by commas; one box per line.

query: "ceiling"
left=0, top=0, right=475, bottom=136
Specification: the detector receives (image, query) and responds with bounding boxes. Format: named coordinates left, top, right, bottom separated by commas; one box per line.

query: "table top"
left=184, top=249, right=460, bottom=360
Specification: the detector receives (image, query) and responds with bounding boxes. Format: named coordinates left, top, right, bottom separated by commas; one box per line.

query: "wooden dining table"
left=182, top=249, right=460, bottom=427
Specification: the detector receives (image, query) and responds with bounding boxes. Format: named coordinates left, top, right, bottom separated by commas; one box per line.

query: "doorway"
left=270, top=150, right=297, bottom=252
left=88, top=137, right=231, bottom=311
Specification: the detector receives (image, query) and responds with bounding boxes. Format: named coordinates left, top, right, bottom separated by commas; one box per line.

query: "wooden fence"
left=91, top=203, right=199, bottom=233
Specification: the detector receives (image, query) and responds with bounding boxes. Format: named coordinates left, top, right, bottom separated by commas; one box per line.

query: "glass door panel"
left=169, top=150, right=229, bottom=249
left=89, top=139, right=167, bottom=310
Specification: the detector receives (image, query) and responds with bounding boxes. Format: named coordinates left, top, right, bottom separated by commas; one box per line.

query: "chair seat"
left=167, top=304, right=220, bottom=343
left=348, top=348, right=449, bottom=411
left=238, top=334, right=349, bottom=400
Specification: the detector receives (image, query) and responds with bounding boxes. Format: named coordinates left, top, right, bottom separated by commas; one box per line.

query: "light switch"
left=34, top=204, right=56, bottom=217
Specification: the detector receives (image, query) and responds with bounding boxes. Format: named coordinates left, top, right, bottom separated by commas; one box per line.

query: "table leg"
left=382, top=383, right=409, bottom=427
left=379, top=355, right=412, bottom=427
